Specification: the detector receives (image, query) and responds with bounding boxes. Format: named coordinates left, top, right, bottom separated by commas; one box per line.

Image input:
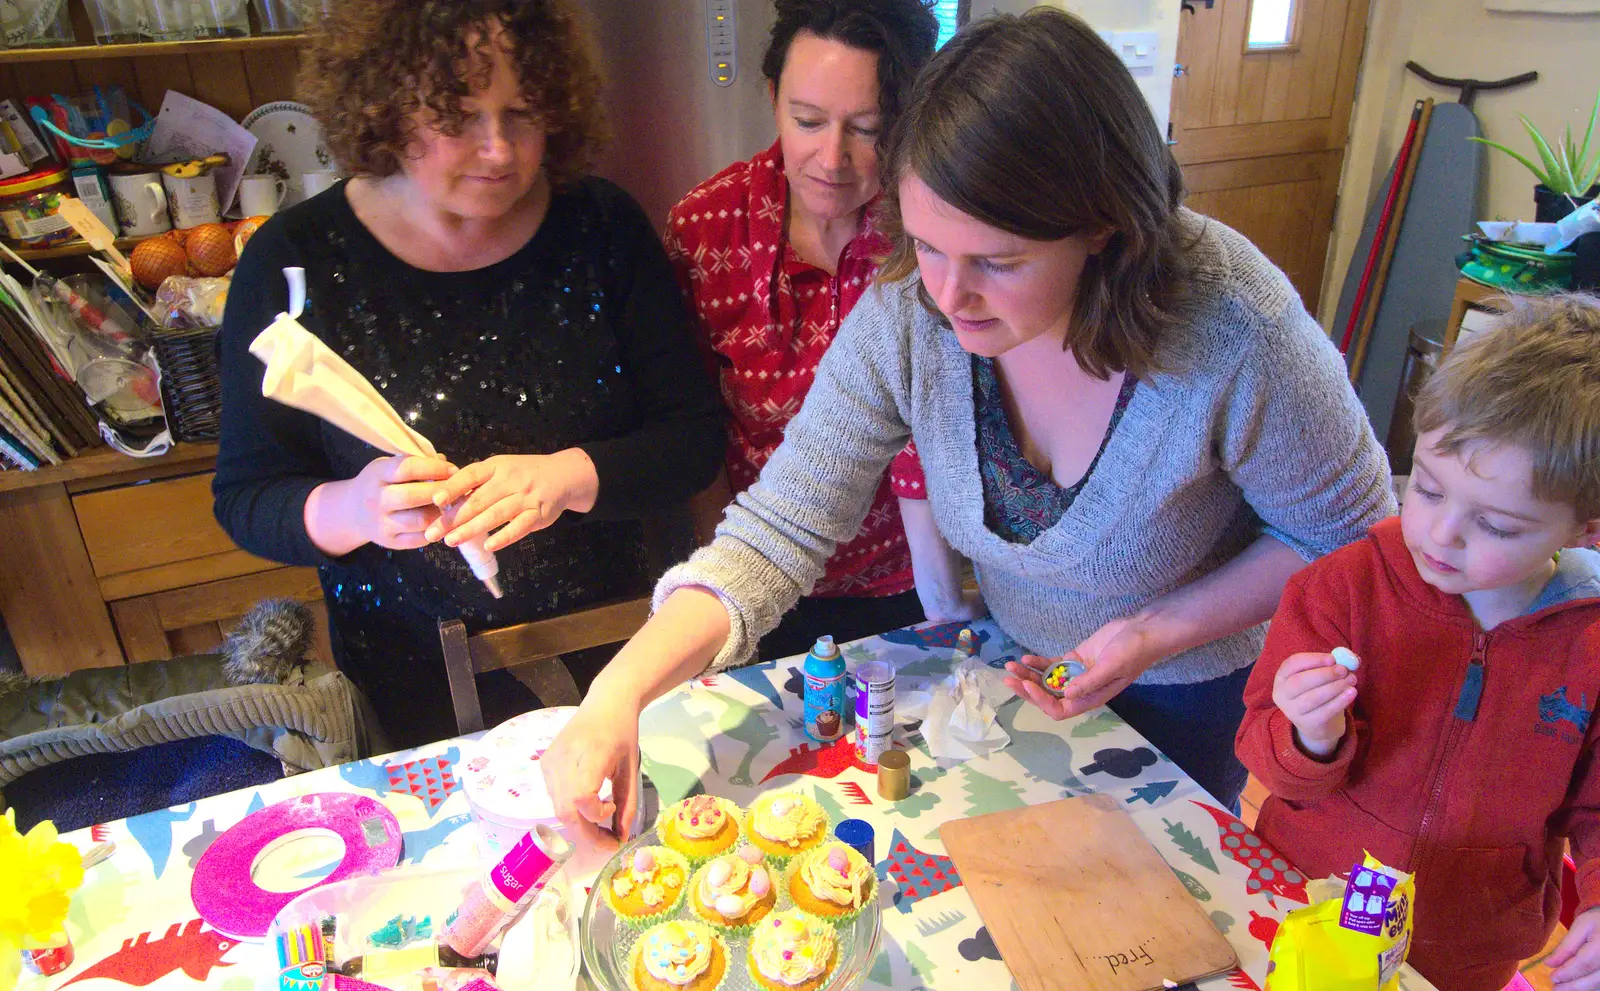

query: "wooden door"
left=1172, top=0, right=1371, bottom=312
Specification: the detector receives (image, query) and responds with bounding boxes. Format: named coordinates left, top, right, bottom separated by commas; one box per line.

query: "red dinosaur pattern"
left=1193, top=801, right=1309, bottom=907
left=1227, top=967, right=1263, bottom=990
left=1247, top=910, right=1280, bottom=950
left=838, top=781, right=873, bottom=805
left=59, top=919, right=237, bottom=987
left=760, top=736, right=883, bottom=783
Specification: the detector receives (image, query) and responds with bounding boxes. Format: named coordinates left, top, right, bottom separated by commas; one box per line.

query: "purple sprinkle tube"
left=441, top=823, right=572, bottom=958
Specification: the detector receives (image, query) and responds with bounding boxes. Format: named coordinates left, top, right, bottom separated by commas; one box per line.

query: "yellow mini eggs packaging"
left=1265, top=854, right=1414, bottom=991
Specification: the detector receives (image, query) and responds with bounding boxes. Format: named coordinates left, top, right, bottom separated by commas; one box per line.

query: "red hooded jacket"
left=1237, top=517, right=1600, bottom=991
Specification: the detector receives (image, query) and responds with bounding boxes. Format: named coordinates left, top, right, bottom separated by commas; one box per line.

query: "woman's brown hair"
left=877, top=7, right=1194, bottom=379
left=299, top=0, right=608, bottom=186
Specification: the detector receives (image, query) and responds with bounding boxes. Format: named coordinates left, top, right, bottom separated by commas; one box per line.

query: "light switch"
left=1100, top=30, right=1160, bottom=72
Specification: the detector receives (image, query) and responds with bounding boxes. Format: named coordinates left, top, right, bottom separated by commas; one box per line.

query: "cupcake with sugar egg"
left=604, top=845, right=689, bottom=928
left=745, top=791, right=828, bottom=867
left=687, top=843, right=777, bottom=936
left=786, top=841, right=876, bottom=926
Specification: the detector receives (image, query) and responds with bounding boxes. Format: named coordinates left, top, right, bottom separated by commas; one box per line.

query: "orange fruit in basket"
left=233, top=215, right=269, bottom=256
left=131, top=234, right=190, bottom=290
left=185, top=222, right=238, bottom=277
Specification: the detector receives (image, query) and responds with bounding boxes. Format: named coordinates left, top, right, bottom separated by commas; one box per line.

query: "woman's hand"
left=1003, top=616, right=1168, bottom=720
left=541, top=685, right=644, bottom=848
left=426, top=449, right=600, bottom=552
left=304, top=455, right=457, bottom=556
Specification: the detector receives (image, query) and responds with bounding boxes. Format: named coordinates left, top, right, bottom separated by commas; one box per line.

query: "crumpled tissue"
left=896, top=658, right=1013, bottom=760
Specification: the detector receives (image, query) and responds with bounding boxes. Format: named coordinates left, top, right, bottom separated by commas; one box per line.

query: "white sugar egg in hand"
left=1331, top=647, right=1361, bottom=672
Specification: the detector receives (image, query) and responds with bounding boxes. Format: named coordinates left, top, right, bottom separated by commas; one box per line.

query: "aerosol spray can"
left=803, top=635, right=848, bottom=742
left=853, top=660, right=895, bottom=767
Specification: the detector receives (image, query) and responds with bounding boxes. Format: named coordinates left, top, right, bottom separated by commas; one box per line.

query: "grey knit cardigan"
left=660, top=211, right=1396, bottom=683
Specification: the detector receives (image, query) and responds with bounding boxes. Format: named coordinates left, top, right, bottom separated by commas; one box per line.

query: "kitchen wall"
left=1318, top=0, right=1600, bottom=321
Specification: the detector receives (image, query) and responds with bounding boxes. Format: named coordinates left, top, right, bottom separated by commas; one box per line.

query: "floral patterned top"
left=974, top=355, right=1138, bottom=544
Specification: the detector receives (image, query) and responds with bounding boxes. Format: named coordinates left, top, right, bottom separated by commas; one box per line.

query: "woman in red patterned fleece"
left=664, top=0, right=979, bottom=661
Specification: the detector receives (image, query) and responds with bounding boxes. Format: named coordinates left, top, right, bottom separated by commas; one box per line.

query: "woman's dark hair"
left=300, top=0, right=607, bottom=185
left=878, top=7, right=1195, bottom=380
left=761, top=0, right=940, bottom=152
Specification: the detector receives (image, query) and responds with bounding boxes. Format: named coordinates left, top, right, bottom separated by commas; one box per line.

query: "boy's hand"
left=1272, top=651, right=1357, bottom=757
left=1550, top=907, right=1600, bottom=990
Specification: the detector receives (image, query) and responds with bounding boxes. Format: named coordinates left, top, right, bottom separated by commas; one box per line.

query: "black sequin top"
left=214, top=178, right=724, bottom=745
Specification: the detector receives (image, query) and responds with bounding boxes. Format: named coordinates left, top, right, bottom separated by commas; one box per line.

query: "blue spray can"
left=803, top=634, right=848, bottom=742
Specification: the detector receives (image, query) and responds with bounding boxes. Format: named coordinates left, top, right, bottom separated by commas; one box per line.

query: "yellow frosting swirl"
left=750, top=911, right=834, bottom=986
left=610, top=847, right=683, bottom=908
left=641, top=921, right=714, bottom=986
left=752, top=794, right=825, bottom=849
left=799, top=843, right=873, bottom=909
left=674, top=795, right=732, bottom=841
left=698, top=855, right=767, bottom=920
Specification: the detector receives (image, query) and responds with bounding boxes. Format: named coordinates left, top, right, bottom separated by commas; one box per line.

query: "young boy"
left=1236, top=294, right=1600, bottom=991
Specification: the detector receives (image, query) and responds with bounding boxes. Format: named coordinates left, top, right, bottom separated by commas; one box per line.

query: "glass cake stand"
left=581, top=826, right=882, bottom=991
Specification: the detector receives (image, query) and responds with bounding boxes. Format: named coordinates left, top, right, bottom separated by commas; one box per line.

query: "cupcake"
left=604, top=846, right=689, bottom=926
left=746, top=910, right=838, bottom=991
left=688, top=844, right=778, bottom=935
left=746, top=792, right=829, bottom=865
left=627, top=919, right=729, bottom=991
left=659, top=795, right=743, bottom=863
left=786, top=841, right=876, bottom=925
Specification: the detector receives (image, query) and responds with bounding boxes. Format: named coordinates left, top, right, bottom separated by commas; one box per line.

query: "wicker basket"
left=151, top=326, right=222, bottom=442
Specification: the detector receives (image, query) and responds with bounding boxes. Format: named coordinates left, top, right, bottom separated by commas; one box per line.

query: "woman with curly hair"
left=213, top=0, right=723, bottom=749
left=542, top=8, right=1394, bottom=837
left=663, top=0, right=979, bottom=663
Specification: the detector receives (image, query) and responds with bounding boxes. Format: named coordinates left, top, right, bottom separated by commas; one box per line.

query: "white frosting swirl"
left=697, top=855, right=769, bottom=921
left=750, top=911, right=834, bottom=986
left=640, top=921, right=714, bottom=986
left=674, top=795, right=733, bottom=841
left=752, top=794, right=825, bottom=849
left=798, top=843, right=873, bottom=909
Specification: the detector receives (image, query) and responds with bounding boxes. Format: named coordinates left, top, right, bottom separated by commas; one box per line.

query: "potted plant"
left=1471, top=86, right=1600, bottom=222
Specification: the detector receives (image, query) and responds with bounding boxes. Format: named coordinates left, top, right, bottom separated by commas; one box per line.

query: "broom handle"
left=1340, top=100, right=1425, bottom=355
left=1349, top=99, right=1435, bottom=386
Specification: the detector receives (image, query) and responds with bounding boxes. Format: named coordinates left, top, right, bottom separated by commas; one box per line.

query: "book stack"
left=0, top=284, right=101, bottom=471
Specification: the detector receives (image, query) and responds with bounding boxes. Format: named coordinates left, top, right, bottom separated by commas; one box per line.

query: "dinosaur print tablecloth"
left=17, top=618, right=1436, bottom=991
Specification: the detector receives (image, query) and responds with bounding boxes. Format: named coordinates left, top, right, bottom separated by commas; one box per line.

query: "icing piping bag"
left=250, top=267, right=502, bottom=597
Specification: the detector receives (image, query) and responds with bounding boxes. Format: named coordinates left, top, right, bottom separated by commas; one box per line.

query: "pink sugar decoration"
left=739, top=846, right=762, bottom=865
left=827, top=846, right=848, bottom=872
left=783, top=950, right=794, bottom=961
left=634, top=849, right=655, bottom=873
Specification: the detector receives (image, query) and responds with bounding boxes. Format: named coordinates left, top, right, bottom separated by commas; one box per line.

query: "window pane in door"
left=932, top=0, right=962, bottom=48
left=1247, top=0, right=1295, bottom=47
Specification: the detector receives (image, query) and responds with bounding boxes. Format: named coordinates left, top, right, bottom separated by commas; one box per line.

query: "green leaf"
left=1469, top=136, right=1551, bottom=186
left=1577, top=88, right=1600, bottom=190
left=1523, top=115, right=1568, bottom=191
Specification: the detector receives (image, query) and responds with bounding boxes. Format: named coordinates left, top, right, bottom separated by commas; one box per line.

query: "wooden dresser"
left=0, top=443, right=333, bottom=676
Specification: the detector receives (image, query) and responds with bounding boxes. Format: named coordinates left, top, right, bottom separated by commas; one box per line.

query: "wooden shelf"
left=0, top=441, right=218, bottom=494
left=11, top=236, right=151, bottom=262
left=0, top=33, right=305, bottom=64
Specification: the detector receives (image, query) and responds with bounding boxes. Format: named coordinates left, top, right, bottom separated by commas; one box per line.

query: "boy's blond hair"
left=1414, top=292, right=1600, bottom=520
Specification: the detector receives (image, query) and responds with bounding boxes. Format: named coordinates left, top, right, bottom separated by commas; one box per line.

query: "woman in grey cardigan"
left=529, top=8, right=1394, bottom=841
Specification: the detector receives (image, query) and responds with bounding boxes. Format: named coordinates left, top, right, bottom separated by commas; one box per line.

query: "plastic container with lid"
left=0, top=167, right=75, bottom=249
left=460, top=707, right=638, bottom=857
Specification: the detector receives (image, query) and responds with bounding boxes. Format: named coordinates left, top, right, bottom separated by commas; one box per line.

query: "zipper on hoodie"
left=1413, top=631, right=1490, bottom=874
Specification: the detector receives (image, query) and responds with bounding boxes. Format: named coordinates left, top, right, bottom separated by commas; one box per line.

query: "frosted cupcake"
left=688, top=844, right=777, bottom=935
left=745, top=792, right=828, bottom=866
left=604, top=846, right=689, bottom=927
left=627, top=919, right=729, bottom=991
left=746, top=910, right=838, bottom=991
left=786, top=841, right=876, bottom=925
left=659, top=795, right=743, bottom=863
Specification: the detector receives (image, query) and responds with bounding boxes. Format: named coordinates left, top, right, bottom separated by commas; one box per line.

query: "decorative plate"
left=240, top=102, right=335, bottom=208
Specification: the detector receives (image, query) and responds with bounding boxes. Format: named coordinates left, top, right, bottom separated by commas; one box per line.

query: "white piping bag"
left=249, top=268, right=502, bottom=597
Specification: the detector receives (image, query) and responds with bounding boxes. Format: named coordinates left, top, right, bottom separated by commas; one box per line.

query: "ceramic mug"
left=162, top=171, right=222, bottom=229
left=108, top=170, right=171, bottom=237
left=299, top=170, right=341, bottom=199
left=236, top=174, right=287, bottom=217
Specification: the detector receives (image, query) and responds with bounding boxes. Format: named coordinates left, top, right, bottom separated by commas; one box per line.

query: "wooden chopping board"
left=939, top=794, right=1238, bottom=991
